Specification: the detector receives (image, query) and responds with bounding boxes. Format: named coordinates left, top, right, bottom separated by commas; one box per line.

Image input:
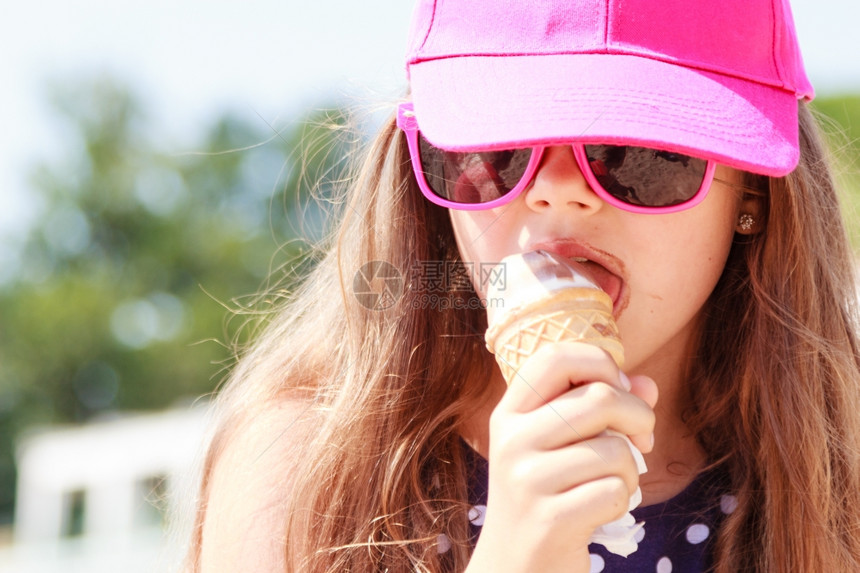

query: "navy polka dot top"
left=456, top=445, right=733, bottom=572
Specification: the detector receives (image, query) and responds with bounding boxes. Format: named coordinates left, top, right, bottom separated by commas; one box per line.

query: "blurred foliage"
left=812, top=95, right=860, bottom=248
left=0, top=75, right=357, bottom=520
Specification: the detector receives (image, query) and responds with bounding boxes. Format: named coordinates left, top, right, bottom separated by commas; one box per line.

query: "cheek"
left=448, top=211, right=478, bottom=265
left=448, top=211, right=501, bottom=298
left=617, top=216, right=737, bottom=369
left=672, top=187, right=741, bottom=276
left=626, top=204, right=738, bottom=317
left=673, top=235, right=732, bottom=304
left=665, top=215, right=736, bottom=292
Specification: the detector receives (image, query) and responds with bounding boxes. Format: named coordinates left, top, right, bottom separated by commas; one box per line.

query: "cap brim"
left=409, top=54, right=800, bottom=177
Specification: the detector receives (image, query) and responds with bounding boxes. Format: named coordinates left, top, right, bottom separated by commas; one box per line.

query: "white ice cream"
left=486, top=250, right=602, bottom=325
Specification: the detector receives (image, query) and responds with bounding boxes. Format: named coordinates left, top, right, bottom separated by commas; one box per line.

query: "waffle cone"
left=485, top=288, right=624, bottom=384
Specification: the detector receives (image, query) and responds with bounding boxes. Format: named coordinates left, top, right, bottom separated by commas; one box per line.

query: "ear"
left=736, top=192, right=764, bottom=235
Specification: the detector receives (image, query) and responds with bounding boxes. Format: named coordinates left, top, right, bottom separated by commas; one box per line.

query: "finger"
left=626, top=375, right=658, bottom=452
left=520, top=382, right=655, bottom=451
left=499, top=341, right=622, bottom=414
left=546, top=475, right=634, bottom=534
left=507, top=434, right=641, bottom=497
left=629, top=374, right=658, bottom=408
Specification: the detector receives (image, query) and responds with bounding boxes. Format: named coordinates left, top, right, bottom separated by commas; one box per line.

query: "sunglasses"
left=397, top=103, right=717, bottom=214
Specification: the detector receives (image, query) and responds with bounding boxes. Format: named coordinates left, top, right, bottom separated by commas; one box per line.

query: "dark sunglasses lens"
left=418, top=134, right=533, bottom=204
left=584, top=145, right=707, bottom=207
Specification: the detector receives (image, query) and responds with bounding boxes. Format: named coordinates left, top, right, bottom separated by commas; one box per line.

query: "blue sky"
left=1, top=0, right=858, bottom=249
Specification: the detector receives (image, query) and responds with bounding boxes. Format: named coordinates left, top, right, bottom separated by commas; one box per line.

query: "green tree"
left=0, top=75, right=353, bottom=520
left=812, top=95, right=860, bottom=247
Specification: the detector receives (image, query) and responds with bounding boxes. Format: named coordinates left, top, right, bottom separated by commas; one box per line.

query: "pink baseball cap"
left=405, top=0, right=814, bottom=176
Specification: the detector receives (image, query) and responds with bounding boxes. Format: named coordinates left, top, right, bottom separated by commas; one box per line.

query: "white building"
left=0, top=406, right=209, bottom=573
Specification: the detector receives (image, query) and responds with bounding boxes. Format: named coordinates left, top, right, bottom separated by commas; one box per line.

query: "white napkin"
left=587, top=430, right=647, bottom=557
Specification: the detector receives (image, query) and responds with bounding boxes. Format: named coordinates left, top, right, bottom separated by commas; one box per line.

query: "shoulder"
left=198, top=395, right=318, bottom=572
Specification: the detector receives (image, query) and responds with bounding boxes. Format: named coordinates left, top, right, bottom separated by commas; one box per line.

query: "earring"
left=738, top=213, right=755, bottom=232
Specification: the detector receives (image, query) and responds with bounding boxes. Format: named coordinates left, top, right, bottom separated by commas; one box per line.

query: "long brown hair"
left=186, top=102, right=860, bottom=571
left=690, top=103, right=860, bottom=570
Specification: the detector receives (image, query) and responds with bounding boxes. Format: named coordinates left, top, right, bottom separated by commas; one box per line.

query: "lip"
left=528, top=239, right=628, bottom=317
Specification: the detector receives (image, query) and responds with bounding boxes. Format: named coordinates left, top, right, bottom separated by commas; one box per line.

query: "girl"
left=186, top=0, right=860, bottom=571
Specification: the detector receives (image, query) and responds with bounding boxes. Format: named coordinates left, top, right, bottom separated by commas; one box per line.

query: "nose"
left=525, top=146, right=604, bottom=213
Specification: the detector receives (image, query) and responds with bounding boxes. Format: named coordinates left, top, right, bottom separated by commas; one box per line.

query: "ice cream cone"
left=485, top=287, right=624, bottom=383
left=482, top=250, right=644, bottom=558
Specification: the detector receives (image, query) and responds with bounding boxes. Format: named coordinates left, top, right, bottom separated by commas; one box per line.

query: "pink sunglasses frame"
left=396, top=103, right=717, bottom=214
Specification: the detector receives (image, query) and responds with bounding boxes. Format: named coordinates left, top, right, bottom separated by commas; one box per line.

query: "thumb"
left=626, top=373, right=658, bottom=408
left=620, top=373, right=658, bottom=454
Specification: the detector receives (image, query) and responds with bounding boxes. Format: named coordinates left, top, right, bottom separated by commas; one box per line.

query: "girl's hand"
left=467, top=342, right=658, bottom=573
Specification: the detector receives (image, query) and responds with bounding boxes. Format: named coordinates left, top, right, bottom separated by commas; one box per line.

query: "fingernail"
left=650, top=433, right=656, bottom=449
left=619, top=372, right=632, bottom=391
